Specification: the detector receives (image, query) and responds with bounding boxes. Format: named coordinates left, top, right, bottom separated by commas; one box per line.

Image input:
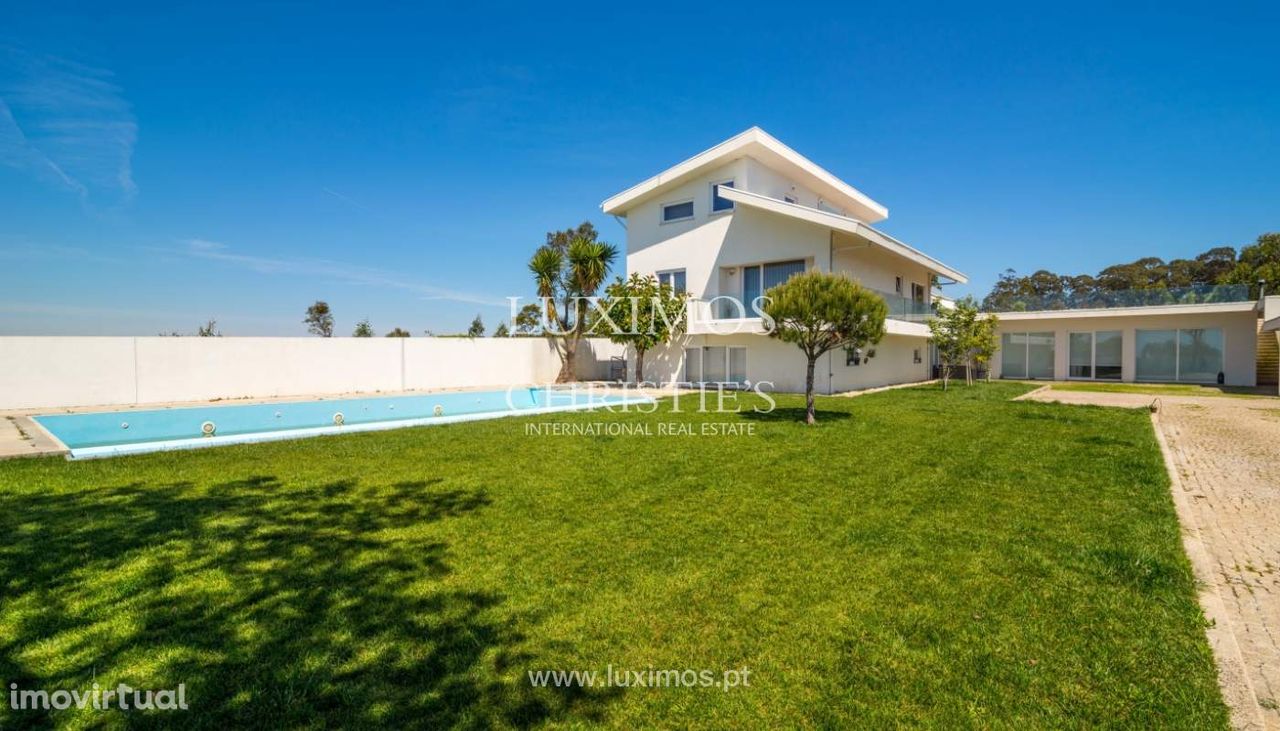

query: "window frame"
left=1135, top=327, right=1225, bottom=384
left=692, top=345, right=748, bottom=387
left=660, top=198, right=695, bottom=224
left=1000, top=331, right=1056, bottom=380
left=1069, top=330, right=1123, bottom=381
left=736, top=258, right=807, bottom=317
left=910, top=281, right=926, bottom=303
left=656, top=269, right=687, bottom=295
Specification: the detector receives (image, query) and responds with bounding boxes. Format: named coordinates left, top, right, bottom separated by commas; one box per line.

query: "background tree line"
left=981, top=232, right=1279, bottom=311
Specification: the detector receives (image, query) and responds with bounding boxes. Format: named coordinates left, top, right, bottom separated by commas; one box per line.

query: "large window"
left=1069, top=332, right=1093, bottom=378
left=1069, top=330, right=1122, bottom=380
left=1095, top=330, right=1122, bottom=379
left=739, top=259, right=806, bottom=316
left=1001, top=331, right=1055, bottom=379
left=661, top=200, right=694, bottom=223
left=1001, top=333, right=1028, bottom=379
left=657, top=269, right=686, bottom=294
left=1136, top=328, right=1224, bottom=383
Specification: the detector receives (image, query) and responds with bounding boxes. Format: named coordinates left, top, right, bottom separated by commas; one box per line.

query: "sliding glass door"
left=691, top=346, right=748, bottom=386
left=683, top=347, right=701, bottom=383
left=1000, top=332, right=1055, bottom=379
left=1069, top=330, right=1122, bottom=380
left=1179, top=328, right=1225, bottom=382
left=1136, top=328, right=1223, bottom=383
left=1095, top=331, right=1122, bottom=379
left=703, top=346, right=727, bottom=382
left=1069, top=332, right=1093, bottom=379
left=1001, top=333, right=1027, bottom=379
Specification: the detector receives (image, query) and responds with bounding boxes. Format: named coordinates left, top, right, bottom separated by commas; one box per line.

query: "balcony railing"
left=694, top=287, right=934, bottom=324
left=982, top=284, right=1253, bottom=313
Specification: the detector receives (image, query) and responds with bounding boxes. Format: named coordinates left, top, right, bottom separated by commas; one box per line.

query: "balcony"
left=685, top=287, right=935, bottom=335
left=983, top=284, right=1253, bottom=313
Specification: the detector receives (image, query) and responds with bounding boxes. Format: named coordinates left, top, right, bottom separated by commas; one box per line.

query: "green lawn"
left=0, top=383, right=1228, bottom=729
left=1049, top=381, right=1277, bottom=399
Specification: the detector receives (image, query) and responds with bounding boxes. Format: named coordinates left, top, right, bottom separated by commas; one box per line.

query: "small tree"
left=762, top=272, right=887, bottom=424
left=927, top=303, right=966, bottom=391
left=467, top=314, right=485, bottom=337
left=196, top=319, right=220, bottom=337
left=493, top=322, right=510, bottom=337
left=304, top=301, right=334, bottom=337
left=971, top=310, right=1000, bottom=383
left=352, top=319, right=375, bottom=337
left=385, top=327, right=411, bottom=337
left=927, top=296, right=993, bottom=388
left=600, top=273, right=689, bottom=384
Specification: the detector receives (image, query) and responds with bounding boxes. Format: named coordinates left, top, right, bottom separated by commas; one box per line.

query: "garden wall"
left=0, top=337, right=628, bottom=410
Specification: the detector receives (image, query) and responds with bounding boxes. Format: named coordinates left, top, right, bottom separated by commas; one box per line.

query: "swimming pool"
left=33, top=387, right=653, bottom=459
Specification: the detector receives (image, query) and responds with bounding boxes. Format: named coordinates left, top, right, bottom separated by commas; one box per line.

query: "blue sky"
left=2, top=1, right=1277, bottom=335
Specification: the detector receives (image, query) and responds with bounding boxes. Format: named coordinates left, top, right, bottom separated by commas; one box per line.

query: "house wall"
left=623, top=156, right=938, bottom=314
left=587, top=333, right=930, bottom=394
left=0, top=337, right=612, bottom=411
left=831, top=233, right=933, bottom=298
left=990, top=309, right=1258, bottom=386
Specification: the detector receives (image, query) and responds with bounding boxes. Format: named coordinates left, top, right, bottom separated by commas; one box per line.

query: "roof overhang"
left=601, top=127, right=888, bottom=223
left=995, top=301, right=1258, bottom=321
left=1263, top=316, right=1280, bottom=332
left=718, top=186, right=968, bottom=284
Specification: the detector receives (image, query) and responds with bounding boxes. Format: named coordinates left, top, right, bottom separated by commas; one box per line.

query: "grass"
left=0, top=382, right=1228, bottom=729
left=1049, top=381, right=1277, bottom=399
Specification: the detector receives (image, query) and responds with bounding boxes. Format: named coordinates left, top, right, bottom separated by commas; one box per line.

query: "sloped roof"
left=601, top=127, right=888, bottom=223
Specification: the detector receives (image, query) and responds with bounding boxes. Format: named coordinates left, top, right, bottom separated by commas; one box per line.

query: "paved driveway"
left=1025, top=388, right=1280, bottom=729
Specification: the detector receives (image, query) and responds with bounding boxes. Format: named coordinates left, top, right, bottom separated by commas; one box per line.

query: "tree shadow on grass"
left=738, top=407, right=853, bottom=424
left=0, top=475, right=618, bottom=729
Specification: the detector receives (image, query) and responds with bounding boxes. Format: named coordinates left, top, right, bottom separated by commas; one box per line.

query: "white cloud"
left=0, top=47, right=137, bottom=204
left=175, top=238, right=509, bottom=308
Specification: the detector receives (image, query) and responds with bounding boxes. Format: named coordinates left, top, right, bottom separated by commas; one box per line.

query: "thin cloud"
left=174, top=238, right=509, bottom=308
left=0, top=47, right=137, bottom=204
left=322, top=187, right=371, bottom=213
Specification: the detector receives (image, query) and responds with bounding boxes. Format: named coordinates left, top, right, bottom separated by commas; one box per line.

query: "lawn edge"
left=1150, top=410, right=1266, bottom=731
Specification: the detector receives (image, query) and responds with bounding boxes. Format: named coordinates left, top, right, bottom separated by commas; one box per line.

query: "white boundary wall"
left=0, top=337, right=627, bottom=411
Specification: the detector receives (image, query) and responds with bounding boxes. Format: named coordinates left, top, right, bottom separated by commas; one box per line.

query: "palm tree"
left=528, top=245, right=564, bottom=330
left=528, top=234, right=617, bottom=382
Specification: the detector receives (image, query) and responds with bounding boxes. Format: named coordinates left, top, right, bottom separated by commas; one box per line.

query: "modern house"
left=600, top=127, right=1280, bottom=393
left=989, top=294, right=1277, bottom=387
left=600, top=127, right=967, bottom=393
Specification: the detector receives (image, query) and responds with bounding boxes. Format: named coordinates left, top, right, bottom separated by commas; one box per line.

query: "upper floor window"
left=661, top=199, right=694, bottom=223
left=657, top=269, right=687, bottom=294
left=910, top=282, right=926, bottom=303
left=895, top=276, right=903, bottom=294
left=711, top=180, right=735, bottom=212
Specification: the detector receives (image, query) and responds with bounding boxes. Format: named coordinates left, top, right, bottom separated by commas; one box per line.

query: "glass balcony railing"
left=698, top=288, right=935, bottom=323
left=982, top=284, right=1252, bottom=313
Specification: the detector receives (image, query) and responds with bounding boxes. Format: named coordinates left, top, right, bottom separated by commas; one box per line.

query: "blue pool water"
left=34, top=387, right=651, bottom=459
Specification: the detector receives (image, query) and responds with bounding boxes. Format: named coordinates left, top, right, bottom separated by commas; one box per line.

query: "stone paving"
left=1026, top=387, right=1280, bottom=729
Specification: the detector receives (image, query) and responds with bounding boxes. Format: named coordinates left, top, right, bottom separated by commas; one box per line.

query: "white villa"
left=601, top=127, right=1280, bottom=393
left=601, top=127, right=966, bottom=393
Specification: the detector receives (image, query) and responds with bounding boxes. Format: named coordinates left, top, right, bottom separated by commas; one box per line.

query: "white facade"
left=991, top=303, right=1261, bottom=386
left=602, top=127, right=965, bottom=393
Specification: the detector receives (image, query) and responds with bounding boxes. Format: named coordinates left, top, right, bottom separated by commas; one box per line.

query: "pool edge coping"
left=57, top=395, right=657, bottom=460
